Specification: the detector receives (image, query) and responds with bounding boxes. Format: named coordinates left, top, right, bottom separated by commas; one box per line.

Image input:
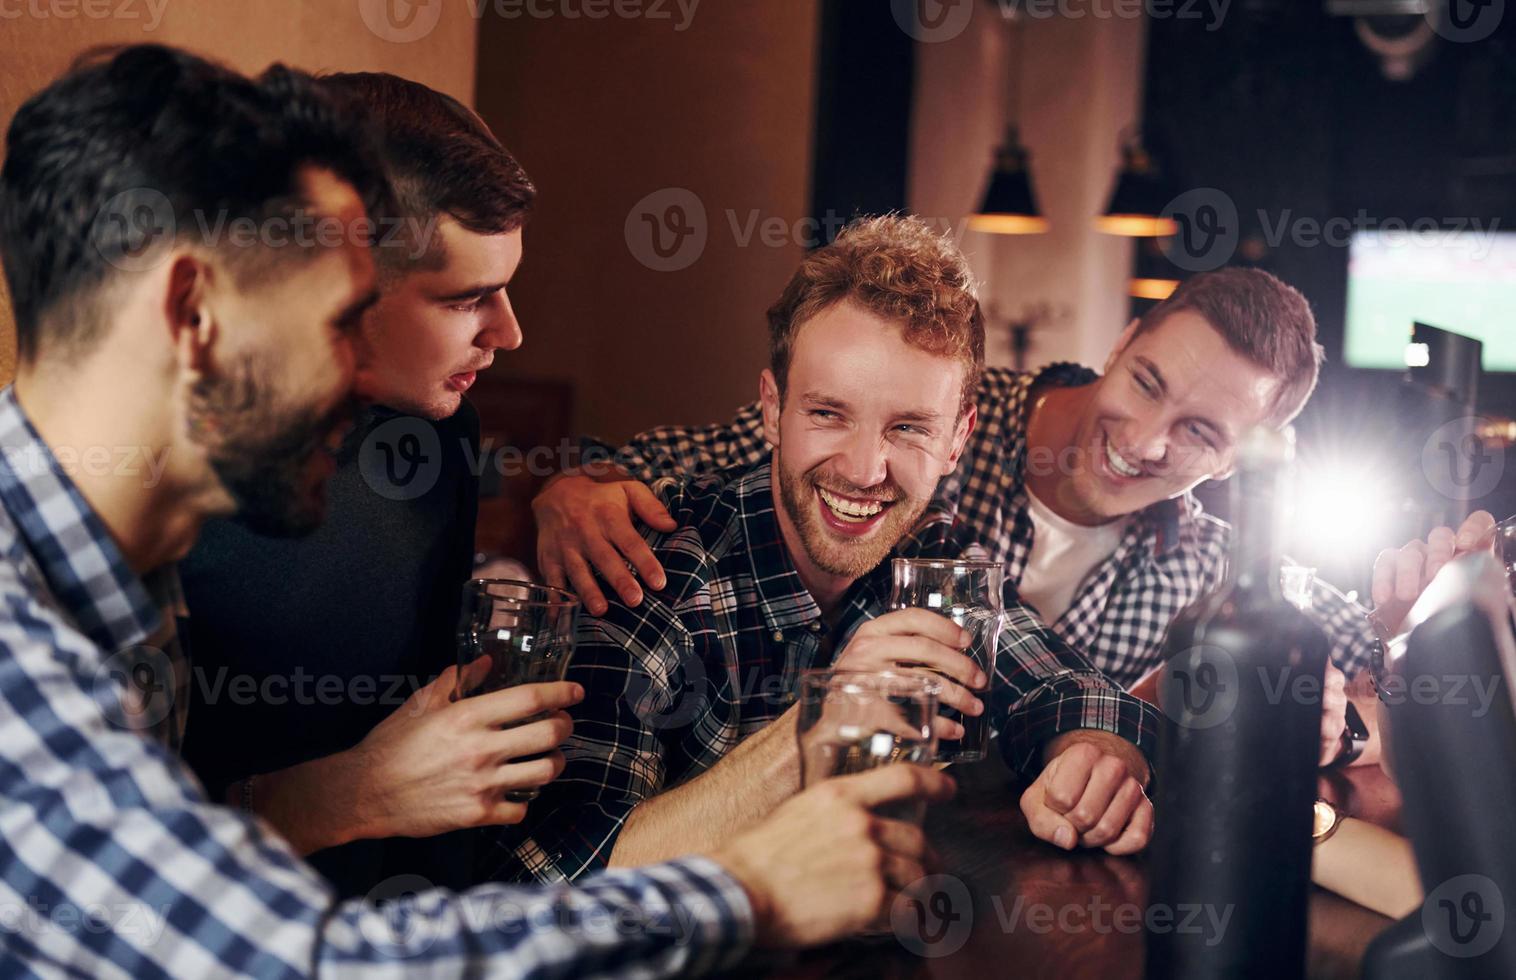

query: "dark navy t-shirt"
left=180, top=400, right=481, bottom=898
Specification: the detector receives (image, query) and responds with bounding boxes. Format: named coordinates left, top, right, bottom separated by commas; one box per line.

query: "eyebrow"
left=799, top=393, right=943, bottom=424
left=433, top=280, right=509, bottom=303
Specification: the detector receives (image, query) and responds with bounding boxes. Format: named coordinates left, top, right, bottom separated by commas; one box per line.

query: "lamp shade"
left=1096, top=143, right=1179, bottom=237
left=968, top=136, right=1049, bottom=235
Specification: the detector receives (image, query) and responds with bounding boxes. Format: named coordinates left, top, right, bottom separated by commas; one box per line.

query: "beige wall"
left=0, top=0, right=480, bottom=382
left=909, top=7, right=1145, bottom=371
left=474, top=2, right=819, bottom=442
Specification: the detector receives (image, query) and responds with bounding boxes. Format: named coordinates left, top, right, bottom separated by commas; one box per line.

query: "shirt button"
left=772, top=630, right=784, bottom=643
left=809, top=622, right=820, bottom=632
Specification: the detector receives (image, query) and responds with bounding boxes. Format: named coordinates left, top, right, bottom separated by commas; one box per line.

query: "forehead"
left=1123, top=309, right=1282, bottom=431
left=421, top=219, right=523, bottom=283
left=788, top=301, right=965, bottom=413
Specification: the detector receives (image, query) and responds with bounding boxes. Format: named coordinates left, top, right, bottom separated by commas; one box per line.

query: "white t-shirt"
left=1019, top=487, right=1129, bottom=624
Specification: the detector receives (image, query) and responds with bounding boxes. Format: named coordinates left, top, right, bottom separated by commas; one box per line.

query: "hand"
left=345, top=667, right=582, bottom=840
left=710, top=764, right=956, bottom=948
left=1318, top=662, right=1349, bottom=766
left=1370, top=511, right=1496, bottom=635
left=533, top=471, right=677, bottom=616
left=832, top=609, right=985, bottom=739
left=1021, top=735, right=1152, bottom=856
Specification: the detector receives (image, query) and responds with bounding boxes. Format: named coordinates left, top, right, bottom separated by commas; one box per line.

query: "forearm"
left=610, top=711, right=801, bottom=867
left=1312, top=819, right=1422, bottom=919
left=232, top=750, right=370, bottom=856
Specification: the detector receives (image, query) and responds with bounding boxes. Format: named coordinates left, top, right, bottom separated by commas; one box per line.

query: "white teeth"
left=818, top=487, right=885, bottom=521
left=1106, top=441, right=1142, bottom=478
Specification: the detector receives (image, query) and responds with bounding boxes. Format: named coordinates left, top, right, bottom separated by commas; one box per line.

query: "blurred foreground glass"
left=456, top=579, right=579, bottom=802
left=889, top=558, right=1005, bottom=763
left=1497, top=516, right=1516, bottom=597
left=1281, top=564, right=1317, bottom=611
left=797, top=671, right=940, bottom=825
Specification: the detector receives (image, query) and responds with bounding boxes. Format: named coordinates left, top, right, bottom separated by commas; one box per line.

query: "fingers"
left=865, top=609, right=975, bottom=650
left=1393, top=539, right=1427, bottom=604
left=490, top=710, right=575, bottom=761
left=579, top=533, right=644, bottom=611
left=929, top=714, right=967, bottom=743
left=605, top=519, right=667, bottom=595
left=463, top=681, right=584, bottom=728
left=627, top=482, right=679, bottom=534
left=1425, top=526, right=1457, bottom=583
left=833, top=763, right=956, bottom=810
left=561, top=549, right=611, bottom=617
left=496, top=749, right=567, bottom=792
left=1102, top=797, right=1155, bottom=856
left=870, top=817, right=928, bottom=864
left=1039, top=743, right=1097, bottom=819
left=880, top=852, right=929, bottom=895
left=483, top=799, right=530, bottom=826
left=1458, top=511, right=1497, bottom=553
left=1062, top=755, right=1130, bottom=839
left=1320, top=666, right=1349, bottom=765
left=1021, top=780, right=1079, bottom=851
left=1078, top=777, right=1146, bottom=850
left=1370, top=548, right=1399, bottom=609
left=842, top=634, right=985, bottom=692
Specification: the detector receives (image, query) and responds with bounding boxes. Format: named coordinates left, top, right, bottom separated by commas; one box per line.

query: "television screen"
left=1343, top=228, right=1516, bottom=372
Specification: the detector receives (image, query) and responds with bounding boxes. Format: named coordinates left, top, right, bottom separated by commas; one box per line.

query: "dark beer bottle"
left=1145, top=427, right=1329, bottom=980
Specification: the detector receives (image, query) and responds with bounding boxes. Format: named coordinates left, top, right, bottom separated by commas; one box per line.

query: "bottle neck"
left=1230, top=461, right=1285, bottom=600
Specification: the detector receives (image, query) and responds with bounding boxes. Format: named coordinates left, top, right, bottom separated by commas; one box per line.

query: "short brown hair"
left=317, top=72, right=534, bottom=271
left=767, top=214, right=984, bottom=414
left=1136, top=267, right=1324, bottom=425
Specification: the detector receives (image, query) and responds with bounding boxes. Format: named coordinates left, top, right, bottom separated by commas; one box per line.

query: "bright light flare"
left=1290, top=462, right=1399, bottom=561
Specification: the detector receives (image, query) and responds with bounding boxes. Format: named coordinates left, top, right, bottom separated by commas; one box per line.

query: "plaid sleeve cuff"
left=997, top=671, right=1162, bottom=779
left=634, top=856, right=758, bottom=975
left=1311, top=580, right=1378, bottom=676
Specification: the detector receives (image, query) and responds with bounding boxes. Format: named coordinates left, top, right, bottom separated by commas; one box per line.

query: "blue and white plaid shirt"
left=0, top=387, right=751, bottom=978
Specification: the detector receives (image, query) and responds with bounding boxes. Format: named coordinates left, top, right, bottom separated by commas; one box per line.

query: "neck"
left=14, top=364, right=209, bottom=577
left=1024, top=383, right=1113, bottom=527
left=772, top=487, right=856, bottom=618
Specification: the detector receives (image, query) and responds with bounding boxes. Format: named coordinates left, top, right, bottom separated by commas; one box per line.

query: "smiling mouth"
left=815, top=485, right=899, bottom=529
left=1102, top=432, right=1144, bottom=480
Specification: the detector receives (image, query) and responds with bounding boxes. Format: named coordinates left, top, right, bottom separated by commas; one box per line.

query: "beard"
left=188, top=354, right=355, bottom=538
left=774, top=454, right=931, bottom=580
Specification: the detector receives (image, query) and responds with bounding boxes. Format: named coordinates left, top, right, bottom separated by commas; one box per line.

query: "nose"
left=834, top=427, right=890, bottom=491
left=479, top=292, right=523, bottom=353
left=346, top=331, right=380, bottom=405
left=1118, top=416, right=1171, bottom=468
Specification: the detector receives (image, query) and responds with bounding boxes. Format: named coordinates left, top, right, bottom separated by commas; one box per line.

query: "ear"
left=759, top=368, right=782, bottom=448
left=1105, top=317, right=1141, bottom=374
left=943, top=403, right=977, bottom=475
left=164, top=255, right=217, bottom=381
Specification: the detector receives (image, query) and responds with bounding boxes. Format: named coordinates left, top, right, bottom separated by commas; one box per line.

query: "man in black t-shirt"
left=181, top=73, right=561, bottom=898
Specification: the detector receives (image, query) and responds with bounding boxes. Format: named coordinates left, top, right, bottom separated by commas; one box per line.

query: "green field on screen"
left=1344, top=275, right=1516, bottom=372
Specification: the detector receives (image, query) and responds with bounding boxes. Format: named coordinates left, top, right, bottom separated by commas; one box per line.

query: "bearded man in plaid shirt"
left=491, top=215, right=1164, bottom=885
left=537, top=266, right=1497, bottom=777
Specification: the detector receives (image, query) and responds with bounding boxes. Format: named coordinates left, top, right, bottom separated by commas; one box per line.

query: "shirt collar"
left=0, top=386, right=169, bottom=652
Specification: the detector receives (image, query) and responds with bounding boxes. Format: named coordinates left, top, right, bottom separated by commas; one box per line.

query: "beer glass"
left=796, top=670, right=940, bottom=824
left=889, top=558, right=1005, bottom=764
left=455, top=579, right=579, bottom=802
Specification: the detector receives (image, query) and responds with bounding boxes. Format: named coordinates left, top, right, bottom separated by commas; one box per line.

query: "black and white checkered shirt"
left=593, top=364, right=1378, bottom=688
